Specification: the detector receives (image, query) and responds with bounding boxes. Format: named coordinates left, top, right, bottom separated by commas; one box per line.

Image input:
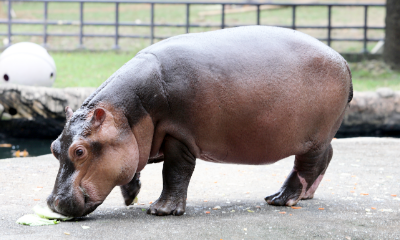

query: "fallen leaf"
left=371, top=207, right=376, bottom=210
left=289, top=214, right=292, bottom=216
left=279, top=212, right=286, bottom=214
left=214, top=181, right=217, bottom=183
left=391, top=194, right=397, bottom=197
left=247, top=210, right=254, bottom=213
left=213, top=206, right=221, bottom=210
left=205, top=211, right=210, bottom=214
left=141, top=209, right=146, bottom=211
left=81, top=226, right=90, bottom=229
left=0, top=144, right=12, bottom=147
left=291, top=206, right=302, bottom=209
left=64, top=232, right=70, bottom=235
left=318, top=208, right=325, bottom=210
left=360, top=193, right=369, bottom=196
left=149, top=202, right=153, bottom=204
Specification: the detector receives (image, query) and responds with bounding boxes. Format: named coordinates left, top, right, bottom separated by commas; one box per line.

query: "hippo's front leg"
left=265, top=143, right=333, bottom=206
left=120, top=172, right=141, bottom=206
left=147, top=136, right=196, bottom=216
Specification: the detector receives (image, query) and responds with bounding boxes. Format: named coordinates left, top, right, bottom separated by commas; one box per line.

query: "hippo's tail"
left=345, top=61, right=353, bottom=104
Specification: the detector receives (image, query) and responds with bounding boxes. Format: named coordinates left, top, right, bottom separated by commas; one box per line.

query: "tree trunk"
left=383, top=0, right=400, bottom=70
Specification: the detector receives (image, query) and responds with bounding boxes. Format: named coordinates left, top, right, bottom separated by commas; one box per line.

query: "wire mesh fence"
left=0, top=0, right=386, bottom=52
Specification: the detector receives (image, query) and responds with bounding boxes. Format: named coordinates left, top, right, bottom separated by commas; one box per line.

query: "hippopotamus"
left=47, top=26, right=353, bottom=217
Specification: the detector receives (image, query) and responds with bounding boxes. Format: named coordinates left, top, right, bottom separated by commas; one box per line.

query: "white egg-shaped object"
left=0, top=42, right=56, bottom=87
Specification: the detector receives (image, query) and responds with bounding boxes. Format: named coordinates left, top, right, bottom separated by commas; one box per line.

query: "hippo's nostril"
left=54, top=198, right=60, bottom=207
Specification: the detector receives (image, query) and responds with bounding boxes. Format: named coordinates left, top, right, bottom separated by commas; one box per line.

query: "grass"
left=0, top=2, right=386, bottom=52
left=51, top=51, right=400, bottom=91
left=52, top=51, right=136, bottom=88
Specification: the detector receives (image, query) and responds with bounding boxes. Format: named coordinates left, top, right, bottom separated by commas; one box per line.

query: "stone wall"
left=0, top=85, right=95, bottom=139
left=337, top=88, right=400, bottom=137
left=0, top=85, right=399, bottom=139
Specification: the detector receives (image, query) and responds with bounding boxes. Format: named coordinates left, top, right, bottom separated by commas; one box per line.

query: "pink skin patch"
left=286, top=173, right=324, bottom=206
left=303, top=174, right=324, bottom=199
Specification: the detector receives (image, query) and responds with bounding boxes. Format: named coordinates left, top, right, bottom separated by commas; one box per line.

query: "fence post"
left=292, top=5, right=296, bottom=30
left=43, top=2, right=48, bottom=48
left=363, top=5, right=368, bottom=53
left=327, top=5, right=332, bottom=47
left=78, top=1, right=84, bottom=49
left=186, top=4, right=190, bottom=33
left=256, top=5, right=260, bottom=25
left=150, top=3, right=154, bottom=44
left=113, top=2, right=120, bottom=50
left=221, top=4, right=225, bottom=29
left=7, top=0, right=11, bottom=46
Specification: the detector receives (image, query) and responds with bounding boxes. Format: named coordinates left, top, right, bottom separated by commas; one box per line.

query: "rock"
left=338, top=89, right=400, bottom=137
left=376, top=88, right=394, bottom=98
left=0, top=84, right=95, bottom=139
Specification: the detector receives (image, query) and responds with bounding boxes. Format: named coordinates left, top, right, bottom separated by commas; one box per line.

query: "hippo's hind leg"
left=265, top=143, right=333, bottom=206
left=120, top=172, right=141, bottom=206
left=147, top=136, right=196, bottom=216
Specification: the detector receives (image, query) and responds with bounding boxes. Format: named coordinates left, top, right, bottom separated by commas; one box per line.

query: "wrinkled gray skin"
left=48, top=26, right=353, bottom=217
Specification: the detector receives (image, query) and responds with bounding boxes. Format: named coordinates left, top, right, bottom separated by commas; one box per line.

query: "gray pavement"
left=0, top=137, right=399, bottom=239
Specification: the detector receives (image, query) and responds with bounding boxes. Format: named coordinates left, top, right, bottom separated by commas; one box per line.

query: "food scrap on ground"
left=33, top=205, right=73, bottom=221
left=16, top=205, right=73, bottom=226
left=16, top=214, right=59, bottom=226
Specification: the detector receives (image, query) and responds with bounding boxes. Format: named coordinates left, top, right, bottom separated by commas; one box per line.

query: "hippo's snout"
left=47, top=192, right=86, bottom=217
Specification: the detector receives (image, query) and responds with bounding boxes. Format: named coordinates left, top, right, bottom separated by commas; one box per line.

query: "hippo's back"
left=141, top=26, right=352, bottom=164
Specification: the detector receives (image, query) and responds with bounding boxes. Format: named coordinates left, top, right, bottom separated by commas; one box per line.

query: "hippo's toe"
left=265, top=188, right=302, bottom=206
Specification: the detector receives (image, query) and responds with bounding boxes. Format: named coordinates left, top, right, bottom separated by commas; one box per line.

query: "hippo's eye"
left=76, top=149, right=84, bottom=157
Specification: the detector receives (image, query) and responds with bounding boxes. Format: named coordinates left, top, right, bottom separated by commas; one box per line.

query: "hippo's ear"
left=91, top=108, right=106, bottom=128
left=65, top=106, right=73, bottom=121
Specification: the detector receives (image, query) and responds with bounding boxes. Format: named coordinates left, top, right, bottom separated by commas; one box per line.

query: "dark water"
left=0, top=138, right=53, bottom=159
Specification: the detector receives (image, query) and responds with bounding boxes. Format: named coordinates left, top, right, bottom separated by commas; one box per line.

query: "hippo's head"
left=47, top=106, right=140, bottom=217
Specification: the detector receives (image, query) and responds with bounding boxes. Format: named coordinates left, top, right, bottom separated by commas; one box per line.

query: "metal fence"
left=0, top=0, right=386, bottom=52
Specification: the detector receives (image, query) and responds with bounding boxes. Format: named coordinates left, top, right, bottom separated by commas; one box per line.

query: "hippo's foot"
left=120, top=173, right=141, bottom=206
left=265, top=143, right=333, bottom=206
left=147, top=136, right=196, bottom=216
left=147, top=196, right=186, bottom=216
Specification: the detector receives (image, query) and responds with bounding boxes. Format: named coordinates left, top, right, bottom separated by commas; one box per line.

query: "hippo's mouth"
left=79, top=186, right=103, bottom=216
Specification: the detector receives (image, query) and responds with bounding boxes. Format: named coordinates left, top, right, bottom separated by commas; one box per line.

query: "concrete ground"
left=0, top=138, right=399, bottom=240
